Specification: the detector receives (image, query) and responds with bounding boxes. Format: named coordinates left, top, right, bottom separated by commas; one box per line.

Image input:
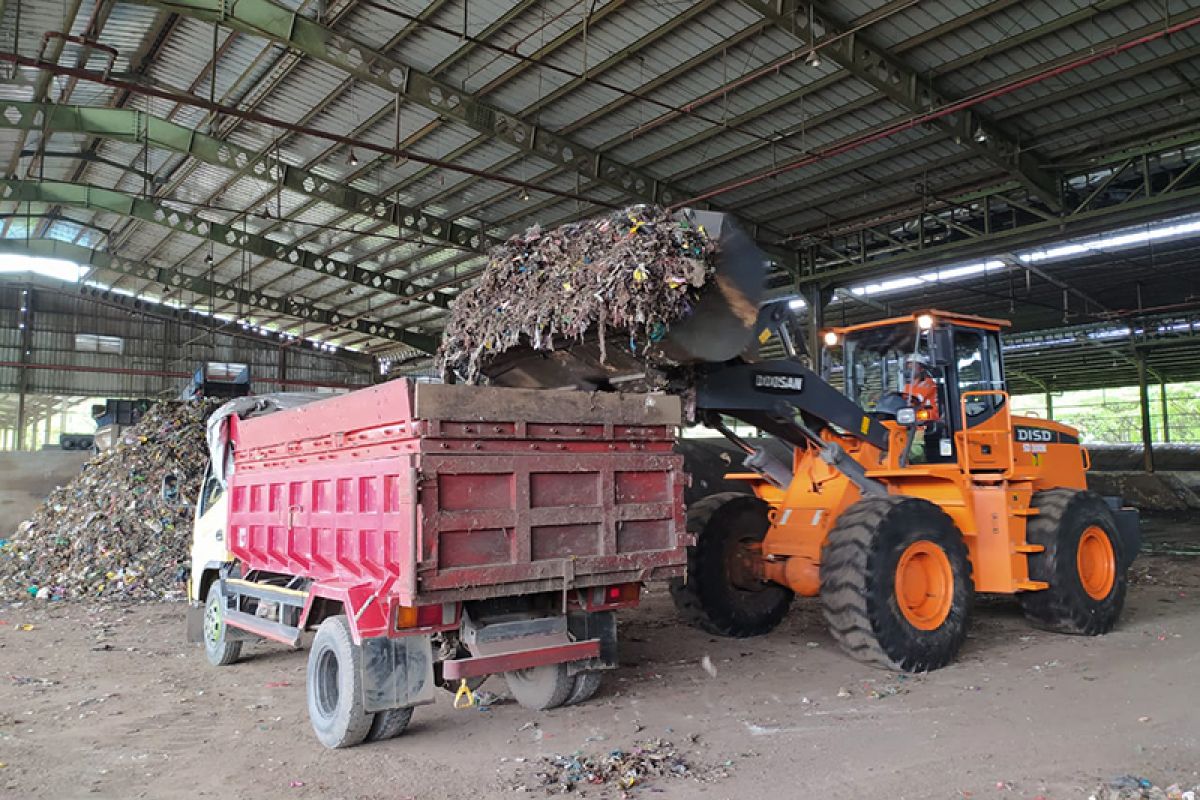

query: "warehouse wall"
left=0, top=450, right=89, bottom=538
left=0, top=283, right=376, bottom=398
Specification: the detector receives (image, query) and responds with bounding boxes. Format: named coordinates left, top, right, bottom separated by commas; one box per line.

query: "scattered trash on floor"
left=507, top=738, right=727, bottom=794
left=438, top=205, right=718, bottom=383
left=1090, top=775, right=1200, bottom=799
left=0, top=400, right=219, bottom=601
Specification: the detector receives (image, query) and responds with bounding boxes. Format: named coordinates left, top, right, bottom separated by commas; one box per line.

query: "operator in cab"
left=903, top=353, right=950, bottom=462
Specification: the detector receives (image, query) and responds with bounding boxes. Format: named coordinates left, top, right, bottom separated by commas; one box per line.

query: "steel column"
left=1137, top=353, right=1154, bottom=472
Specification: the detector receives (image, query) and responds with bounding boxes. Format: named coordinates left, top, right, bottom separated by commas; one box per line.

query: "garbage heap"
left=0, top=400, right=218, bottom=602
left=438, top=205, right=717, bottom=383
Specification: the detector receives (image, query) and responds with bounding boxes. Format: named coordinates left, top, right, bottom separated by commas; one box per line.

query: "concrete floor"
left=1, top=518, right=1197, bottom=799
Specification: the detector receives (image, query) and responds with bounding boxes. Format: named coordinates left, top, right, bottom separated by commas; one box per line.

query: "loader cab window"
left=952, top=327, right=1006, bottom=424
left=199, top=465, right=225, bottom=515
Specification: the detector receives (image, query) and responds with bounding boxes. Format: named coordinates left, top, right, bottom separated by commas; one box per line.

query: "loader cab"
left=827, top=311, right=1009, bottom=465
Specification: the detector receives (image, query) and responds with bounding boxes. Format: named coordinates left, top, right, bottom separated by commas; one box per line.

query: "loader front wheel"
left=1019, top=490, right=1127, bottom=635
left=670, top=492, right=792, bottom=638
left=821, top=495, right=973, bottom=672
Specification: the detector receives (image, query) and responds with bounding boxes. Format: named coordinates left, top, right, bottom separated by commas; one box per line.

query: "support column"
left=1045, top=391, right=1054, bottom=420
left=1160, top=382, right=1170, bottom=443
left=43, top=413, right=53, bottom=450
left=1137, top=353, right=1155, bottom=473
left=802, top=284, right=833, bottom=375
left=15, top=287, right=32, bottom=451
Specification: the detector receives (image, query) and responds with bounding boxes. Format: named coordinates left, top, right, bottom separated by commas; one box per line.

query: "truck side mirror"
left=929, top=329, right=954, bottom=367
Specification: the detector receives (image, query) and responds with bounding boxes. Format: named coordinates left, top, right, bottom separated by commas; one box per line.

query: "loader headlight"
left=916, top=313, right=934, bottom=330
left=822, top=330, right=840, bottom=347
left=896, top=408, right=917, bottom=425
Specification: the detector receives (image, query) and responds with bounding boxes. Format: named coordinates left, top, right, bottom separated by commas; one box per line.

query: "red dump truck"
left=186, top=379, right=688, bottom=748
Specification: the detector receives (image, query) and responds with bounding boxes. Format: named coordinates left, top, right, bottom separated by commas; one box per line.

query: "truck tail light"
left=396, top=603, right=457, bottom=630
left=592, top=583, right=639, bottom=608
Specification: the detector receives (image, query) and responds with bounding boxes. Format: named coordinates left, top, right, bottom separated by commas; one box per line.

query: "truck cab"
left=187, top=461, right=231, bottom=607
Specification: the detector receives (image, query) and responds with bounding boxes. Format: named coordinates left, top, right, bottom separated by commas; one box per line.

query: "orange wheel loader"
left=670, top=308, right=1140, bottom=672
left=476, top=210, right=1139, bottom=673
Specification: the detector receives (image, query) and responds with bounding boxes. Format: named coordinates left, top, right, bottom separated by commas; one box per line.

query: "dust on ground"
left=1, top=552, right=1198, bottom=799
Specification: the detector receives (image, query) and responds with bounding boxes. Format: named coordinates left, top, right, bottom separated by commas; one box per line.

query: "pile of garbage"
left=0, top=400, right=218, bottom=602
left=1091, top=776, right=1200, bottom=800
left=439, top=205, right=717, bottom=382
left=513, top=738, right=724, bottom=795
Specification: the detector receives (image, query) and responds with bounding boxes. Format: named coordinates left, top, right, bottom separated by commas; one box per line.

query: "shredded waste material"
left=1091, top=776, right=1200, bottom=800
left=0, top=400, right=218, bottom=602
left=438, top=205, right=717, bottom=383
left=507, top=738, right=728, bottom=795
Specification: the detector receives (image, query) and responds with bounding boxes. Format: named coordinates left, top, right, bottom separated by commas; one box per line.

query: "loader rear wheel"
left=670, top=492, right=792, bottom=638
left=307, top=615, right=373, bottom=749
left=203, top=583, right=242, bottom=667
left=1020, top=490, right=1127, bottom=635
left=821, top=495, right=973, bottom=672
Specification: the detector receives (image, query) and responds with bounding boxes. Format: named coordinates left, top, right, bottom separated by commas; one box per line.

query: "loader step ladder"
left=219, top=577, right=309, bottom=647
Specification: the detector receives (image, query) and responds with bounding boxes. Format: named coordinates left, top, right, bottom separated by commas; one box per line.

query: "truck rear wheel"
left=1020, top=490, right=1128, bottom=635
left=203, top=583, right=242, bottom=667
left=821, top=495, right=973, bottom=672
left=307, top=615, right=373, bottom=749
left=669, top=492, right=792, bottom=637
left=505, top=664, right=574, bottom=711
left=564, top=671, right=603, bottom=706
left=365, top=707, right=413, bottom=742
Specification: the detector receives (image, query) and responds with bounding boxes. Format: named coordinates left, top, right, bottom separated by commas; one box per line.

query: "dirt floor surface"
left=1, top=548, right=1198, bottom=799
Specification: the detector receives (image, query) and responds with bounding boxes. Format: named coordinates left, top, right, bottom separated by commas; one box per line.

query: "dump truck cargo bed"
left=226, top=380, right=688, bottom=613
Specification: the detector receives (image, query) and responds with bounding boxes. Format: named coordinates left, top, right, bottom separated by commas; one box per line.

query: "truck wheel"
left=204, top=583, right=242, bottom=667
left=365, top=707, right=414, bottom=742
left=1020, top=490, right=1128, bottom=635
left=821, top=495, right=973, bottom=672
left=505, top=664, right=574, bottom=711
left=307, top=615, right=373, bottom=748
left=564, top=671, right=603, bottom=706
left=670, top=492, right=792, bottom=637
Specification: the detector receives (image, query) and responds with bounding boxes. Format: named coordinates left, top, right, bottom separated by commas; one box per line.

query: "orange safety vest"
left=905, top=375, right=940, bottom=418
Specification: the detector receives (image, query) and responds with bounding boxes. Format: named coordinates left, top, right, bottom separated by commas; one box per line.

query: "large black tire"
left=1019, top=489, right=1128, bottom=635
left=307, top=615, right=373, bottom=749
left=669, top=492, right=792, bottom=637
left=564, top=671, right=603, bottom=706
left=821, top=495, right=974, bottom=672
left=505, top=664, right=575, bottom=711
left=365, top=707, right=414, bottom=742
left=203, top=583, right=242, bottom=667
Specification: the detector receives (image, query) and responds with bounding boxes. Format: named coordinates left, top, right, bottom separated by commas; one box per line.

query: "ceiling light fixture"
left=348, top=149, right=360, bottom=166
left=806, top=49, right=820, bottom=68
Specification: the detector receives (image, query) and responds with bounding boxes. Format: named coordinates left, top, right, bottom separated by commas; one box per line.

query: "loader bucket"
left=479, top=210, right=768, bottom=389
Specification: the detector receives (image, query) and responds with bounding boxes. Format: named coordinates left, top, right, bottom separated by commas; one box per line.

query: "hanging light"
left=973, top=125, right=988, bottom=143
left=521, top=187, right=531, bottom=201
left=806, top=49, right=820, bottom=68
left=348, top=149, right=360, bottom=166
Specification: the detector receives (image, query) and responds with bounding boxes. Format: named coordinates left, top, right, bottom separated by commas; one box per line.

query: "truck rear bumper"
left=441, top=638, right=601, bottom=680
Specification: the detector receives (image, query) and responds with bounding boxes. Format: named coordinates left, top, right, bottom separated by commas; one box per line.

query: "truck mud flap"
left=1102, top=496, right=1142, bottom=564
left=567, top=610, right=618, bottom=674
left=361, top=634, right=436, bottom=714
left=185, top=604, right=205, bottom=644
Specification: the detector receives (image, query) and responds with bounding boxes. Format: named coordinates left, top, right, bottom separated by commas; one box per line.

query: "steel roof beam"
left=0, top=179, right=454, bottom=311
left=739, top=0, right=1061, bottom=210
left=0, top=100, right=494, bottom=255
left=128, top=0, right=696, bottom=210
left=0, top=237, right=435, bottom=352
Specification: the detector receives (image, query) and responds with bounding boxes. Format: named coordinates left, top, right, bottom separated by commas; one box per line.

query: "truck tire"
left=365, top=707, right=414, bottom=742
left=203, top=583, right=242, bottom=667
left=564, top=671, right=603, bottom=706
left=670, top=492, right=792, bottom=637
left=505, top=664, right=574, bottom=711
left=307, top=615, right=373, bottom=749
left=821, top=495, right=973, bottom=672
left=1019, top=489, right=1128, bottom=635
